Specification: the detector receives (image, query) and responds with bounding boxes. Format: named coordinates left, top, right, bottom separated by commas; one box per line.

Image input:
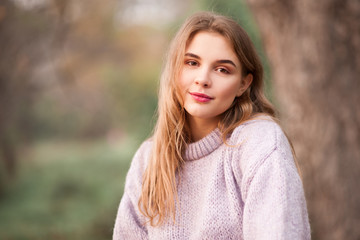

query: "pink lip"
left=189, top=92, right=214, bottom=103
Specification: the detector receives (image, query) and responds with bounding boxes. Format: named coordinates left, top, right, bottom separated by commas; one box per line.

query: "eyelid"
left=215, top=66, right=231, bottom=74
left=185, top=59, right=199, bottom=66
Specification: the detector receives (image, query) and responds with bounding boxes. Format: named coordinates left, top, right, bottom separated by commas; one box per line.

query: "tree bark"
left=246, top=0, right=360, bottom=239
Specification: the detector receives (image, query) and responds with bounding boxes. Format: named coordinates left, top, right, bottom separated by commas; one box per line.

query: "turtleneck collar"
left=184, top=128, right=223, bottom=161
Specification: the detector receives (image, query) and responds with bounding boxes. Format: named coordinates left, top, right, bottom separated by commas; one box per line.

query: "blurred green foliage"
left=0, top=138, right=138, bottom=239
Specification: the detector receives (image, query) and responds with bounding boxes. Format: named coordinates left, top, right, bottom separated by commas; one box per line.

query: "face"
left=178, top=31, right=251, bottom=127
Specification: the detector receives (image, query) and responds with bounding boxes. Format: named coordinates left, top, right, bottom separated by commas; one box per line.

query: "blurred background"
left=0, top=0, right=359, bottom=239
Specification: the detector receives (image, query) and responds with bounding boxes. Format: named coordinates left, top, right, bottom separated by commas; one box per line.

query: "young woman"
left=113, top=12, right=310, bottom=239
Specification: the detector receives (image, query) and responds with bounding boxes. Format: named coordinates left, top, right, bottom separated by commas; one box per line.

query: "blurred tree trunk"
left=245, top=0, right=360, bottom=239
left=0, top=0, right=19, bottom=178
left=0, top=0, right=68, bottom=180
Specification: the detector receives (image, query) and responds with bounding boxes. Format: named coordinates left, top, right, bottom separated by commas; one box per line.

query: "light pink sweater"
left=113, top=119, right=311, bottom=239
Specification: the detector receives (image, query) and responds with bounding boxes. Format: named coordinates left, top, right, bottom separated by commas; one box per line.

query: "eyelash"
left=184, top=60, right=231, bottom=74
left=215, top=67, right=230, bottom=74
left=185, top=60, right=198, bottom=66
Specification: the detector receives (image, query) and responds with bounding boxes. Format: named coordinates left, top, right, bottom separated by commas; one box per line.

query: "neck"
left=188, top=116, right=220, bottom=142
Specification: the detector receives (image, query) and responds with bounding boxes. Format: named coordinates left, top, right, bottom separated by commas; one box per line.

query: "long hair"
left=139, top=11, right=277, bottom=226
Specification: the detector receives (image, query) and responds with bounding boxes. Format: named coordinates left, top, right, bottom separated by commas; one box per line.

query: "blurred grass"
left=0, top=137, right=140, bottom=240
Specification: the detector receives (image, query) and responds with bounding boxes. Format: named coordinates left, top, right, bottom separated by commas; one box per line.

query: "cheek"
left=178, top=71, right=192, bottom=95
left=218, top=82, right=241, bottom=100
left=176, top=75, right=188, bottom=102
left=178, top=70, right=190, bottom=86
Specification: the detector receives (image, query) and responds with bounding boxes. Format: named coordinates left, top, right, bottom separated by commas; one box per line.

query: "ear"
left=236, top=74, right=253, bottom=97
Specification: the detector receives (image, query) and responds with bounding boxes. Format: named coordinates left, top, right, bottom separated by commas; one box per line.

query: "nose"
left=194, top=68, right=211, bottom=87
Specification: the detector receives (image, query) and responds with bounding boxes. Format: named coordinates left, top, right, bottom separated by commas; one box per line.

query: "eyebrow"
left=184, top=52, right=237, bottom=68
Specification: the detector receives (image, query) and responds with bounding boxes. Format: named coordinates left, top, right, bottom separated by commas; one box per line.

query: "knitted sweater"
left=113, top=118, right=311, bottom=239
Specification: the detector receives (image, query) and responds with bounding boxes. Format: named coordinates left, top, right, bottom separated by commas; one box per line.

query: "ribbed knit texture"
left=113, top=118, right=311, bottom=239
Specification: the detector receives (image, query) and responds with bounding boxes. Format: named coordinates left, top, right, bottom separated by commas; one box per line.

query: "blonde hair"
left=139, top=11, right=277, bottom=226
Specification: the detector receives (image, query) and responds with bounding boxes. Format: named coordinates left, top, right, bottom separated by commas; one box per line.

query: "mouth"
left=189, top=92, right=214, bottom=103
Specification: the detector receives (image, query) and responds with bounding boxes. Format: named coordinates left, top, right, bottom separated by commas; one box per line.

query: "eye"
left=185, top=60, right=198, bottom=67
left=215, top=67, right=230, bottom=74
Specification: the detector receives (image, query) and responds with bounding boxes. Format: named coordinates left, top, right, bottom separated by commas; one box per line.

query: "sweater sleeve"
left=113, top=192, right=148, bottom=240
left=240, top=126, right=311, bottom=240
left=113, top=141, right=151, bottom=240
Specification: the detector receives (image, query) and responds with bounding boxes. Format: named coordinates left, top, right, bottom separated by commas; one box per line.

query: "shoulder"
left=124, top=139, right=153, bottom=194
left=229, top=116, right=293, bottom=175
left=131, top=139, right=153, bottom=172
left=229, top=116, right=287, bottom=149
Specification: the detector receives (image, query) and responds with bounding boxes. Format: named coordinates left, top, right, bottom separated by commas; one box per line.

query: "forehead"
left=185, top=31, right=238, bottom=61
